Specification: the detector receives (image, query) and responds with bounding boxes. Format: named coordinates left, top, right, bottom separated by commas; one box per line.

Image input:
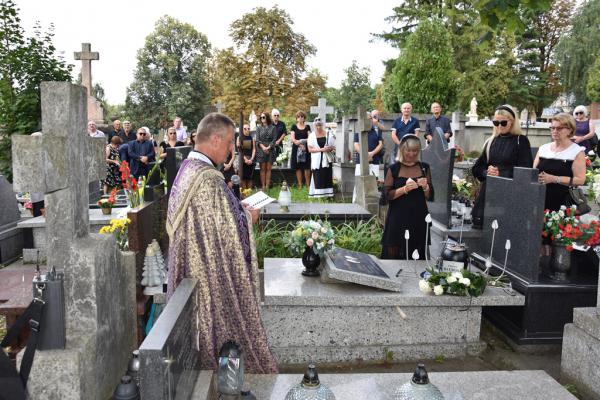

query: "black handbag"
left=566, top=186, right=591, bottom=215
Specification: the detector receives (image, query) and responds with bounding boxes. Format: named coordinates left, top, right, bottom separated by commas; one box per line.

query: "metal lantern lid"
left=394, top=364, right=445, bottom=400
left=279, top=180, right=292, bottom=209
left=284, top=364, right=336, bottom=400
left=217, top=341, right=245, bottom=395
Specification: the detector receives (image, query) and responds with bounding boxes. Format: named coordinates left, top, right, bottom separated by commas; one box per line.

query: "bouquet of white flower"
left=287, top=219, right=335, bottom=257
left=419, top=269, right=487, bottom=297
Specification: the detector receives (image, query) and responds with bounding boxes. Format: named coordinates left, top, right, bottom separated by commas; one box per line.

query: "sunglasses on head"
left=492, top=120, right=509, bottom=127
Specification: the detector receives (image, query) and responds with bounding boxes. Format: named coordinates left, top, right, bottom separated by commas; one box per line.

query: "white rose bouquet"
left=287, top=219, right=335, bottom=257
left=418, top=269, right=487, bottom=297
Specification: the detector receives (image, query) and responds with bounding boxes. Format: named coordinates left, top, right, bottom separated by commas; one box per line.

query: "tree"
left=587, top=55, right=600, bottom=102
left=382, top=19, right=459, bottom=113
left=509, top=0, right=574, bottom=116
left=476, top=0, right=553, bottom=32
left=0, top=0, right=72, bottom=180
left=335, top=61, right=375, bottom=116
left=125, top=15, right=211, bottom=129
left=555, top=0, right=600, bottom=104
left=211, top=6, right=325, bottom=118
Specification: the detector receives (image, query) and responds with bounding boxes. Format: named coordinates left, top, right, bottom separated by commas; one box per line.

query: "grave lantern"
left=284, top=364, right=336, bottom=400
left=394, top=364, right=445, bottom=400
left=278, top=181, right=292, bottom=212
left=217, top=341, right=245, bottom=395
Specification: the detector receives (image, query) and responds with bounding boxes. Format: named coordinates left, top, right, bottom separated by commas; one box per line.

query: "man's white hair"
left=271, top=108, right=280, bottom=116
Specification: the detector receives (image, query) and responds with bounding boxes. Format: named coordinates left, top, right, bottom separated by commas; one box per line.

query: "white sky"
left=14, top=0, right=400, bottom=104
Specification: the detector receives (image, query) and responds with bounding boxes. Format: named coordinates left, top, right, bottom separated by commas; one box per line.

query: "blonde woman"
left=307, top=118, right=335, bottom=198
left=572, top=105, right=595, bottom=152
left=471, top=105, right=533, bottom=229
left=381, top=134, right=432, bottom=259
left=534, top=113, right=586, bottom=211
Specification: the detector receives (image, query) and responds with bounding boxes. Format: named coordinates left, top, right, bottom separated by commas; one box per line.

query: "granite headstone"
left=421, top=127, right=455, bottom=228
left=0, top=174, right=23, bottom=263
left=139, top=278, right=200, bottom=400
left=165, top=146, right=192, bottom=194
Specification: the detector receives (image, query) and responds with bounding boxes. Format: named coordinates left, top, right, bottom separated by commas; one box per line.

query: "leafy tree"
left=476, top=0, right=553, bottom=32
left=509, top=0, right=574, bottom=116
left=211, top=6, right=325, bottom=118
left=125, top=15, right=211, bottom=130
left=0, top=0, right=72, bottom=180
left=587, top=55, right=600, bottom=102
left=555, top=0, right=600, bottom=104
left=335, top=61, right=375, bottom=116
left=382, top=19, right=458, bottom=113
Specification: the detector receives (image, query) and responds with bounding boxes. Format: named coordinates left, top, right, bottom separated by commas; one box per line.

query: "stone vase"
left=101, top=207, right=112, bottom=215
left=550, top=244, right=572, bottom=281
left=301, top=246, right=321, bottom=277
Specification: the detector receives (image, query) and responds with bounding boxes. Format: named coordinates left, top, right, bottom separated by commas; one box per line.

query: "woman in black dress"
left=255, top=112, right=277, bottom=189
left=237, top=124, right=256, bottom=189
left=534, top=113, right=586, bottom=211
left=381, top=134, right=433, bottom=260
left=103, top=135, right=122, bottom=194
left=159, top=127, right=185, bottom=166
left=307, top=118, right=335, bottom=198
left=290, top=110, right=312, bottom=188
left=471, top=105, right=533, bottom=229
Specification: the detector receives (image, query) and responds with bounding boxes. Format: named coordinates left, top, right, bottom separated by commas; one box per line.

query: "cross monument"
left=310, top=98, right=334, bottom=123
left=215, top=102, right=224, bottom=114
left=353, top=106, right=379, bottom=214
left=74, top=43, right=99, bottom=96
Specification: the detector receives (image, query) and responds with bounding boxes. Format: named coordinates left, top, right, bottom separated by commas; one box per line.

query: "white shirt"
left=88, top=130, right=105, bottom=138
left=176, top=127, right=188, bottom=142
left=537, top=142, right=584, bottom=161
left=188, top=150, right=214, bottom=166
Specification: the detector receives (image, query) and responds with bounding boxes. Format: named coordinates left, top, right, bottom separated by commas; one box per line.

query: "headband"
left=495, top=105, right=515, bottom=119
left=400, top=133, right=420, bottom=144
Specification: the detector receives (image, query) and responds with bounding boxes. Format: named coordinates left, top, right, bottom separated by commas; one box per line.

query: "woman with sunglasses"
left=236, top=124, right=256, bottom=189
left=289, top=110, right=312, bottom=188
left=159, top=127, right=185, bottom=163
left=572, top=105, right=595, bottom=152
left=471, top=105, right=533, bottom=229
left=255, top=112, right=277, bottom=189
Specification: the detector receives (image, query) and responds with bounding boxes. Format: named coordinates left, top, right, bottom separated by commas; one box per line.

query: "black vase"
left=301, top=247, right=321, bottom=277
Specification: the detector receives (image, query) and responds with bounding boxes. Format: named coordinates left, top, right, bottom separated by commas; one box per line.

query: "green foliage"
left=586, top=55, right=600, bottom=102
left=336, top=61, right=376, bottom=116
left=0, top=0, right=72, bottom=181
left=125, top=15, right=211, bottom=130
left=475, top=0, right=552, bottom=32
left=562, top=383, right=580, bottom=398
left=556, top=0, right=600, bottom=104
left=211, top=6, right=326, bottom=119
left=382, top=19, right=458, bottom=113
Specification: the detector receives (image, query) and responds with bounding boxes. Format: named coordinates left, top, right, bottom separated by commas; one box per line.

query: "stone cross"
left=310, top=98, right=334, bottom=123
left=12, top=82, right=105, bottom=269
left=356, top=108, right=371, bottom=177
left=74, top=43, right=99, bottom=96
left=353, top=107, right=379, bottom=214
left=215, top=102, right=224, bottom=113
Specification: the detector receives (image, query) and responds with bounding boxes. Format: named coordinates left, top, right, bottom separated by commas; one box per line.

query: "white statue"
left=249, top=110, right=257, bottom=131
left=469, top=97, right=478, bottom=116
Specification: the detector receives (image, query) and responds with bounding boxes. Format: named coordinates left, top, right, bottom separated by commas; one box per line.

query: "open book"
left=242, top=191, right=276, bottom=209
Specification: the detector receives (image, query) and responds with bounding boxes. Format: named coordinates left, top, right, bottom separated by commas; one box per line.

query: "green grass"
left=257, top=184, right=351, bottom=203
left=254, top=217, right=383, bottom=268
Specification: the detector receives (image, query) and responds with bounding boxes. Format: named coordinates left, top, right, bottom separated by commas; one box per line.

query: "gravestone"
left=165, top=146, right=192, bottom=194
left=421, top=127, right=455, bottom=228
left=74, top=43, right=104, bottom=123
left=215, top=102, right=224, bottom=113
left=310, top=98, right=334, bottom=123
left=323, top=248, right=402, bottom=291
left=12, top=82, right=136, bottom=399
left=139, top=278, right=200, bottom=400
left=0, top=174, right=23, bottom=263
left=353, top=107, right=379, bottom=214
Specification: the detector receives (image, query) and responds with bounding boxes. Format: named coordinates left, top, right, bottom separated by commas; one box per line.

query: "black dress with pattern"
left=103, top=145, right=121, bottom=188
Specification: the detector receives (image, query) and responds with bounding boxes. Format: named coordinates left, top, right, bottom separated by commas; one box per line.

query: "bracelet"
left=403, top=186, right=408, bottom=195
left=555, top=176, right=560, bottom=184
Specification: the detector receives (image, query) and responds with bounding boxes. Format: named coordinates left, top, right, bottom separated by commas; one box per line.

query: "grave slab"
left=261, top=202, right=371, bottom=226
left=262, top=258, right=523, bottom=364
left=0, top=175, right=23, bottom=263
left=241, top=370, right=576, bottom=400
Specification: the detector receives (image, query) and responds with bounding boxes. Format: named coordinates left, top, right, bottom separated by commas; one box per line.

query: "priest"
left=166, top=113, right=278, bottom=373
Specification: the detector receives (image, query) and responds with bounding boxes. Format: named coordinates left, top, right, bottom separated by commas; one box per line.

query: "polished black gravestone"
left=0, top=174, right=23, bottom=263
left=472, top=168, right=598, bottom=344
left=165, top=146, right=192, bottom=194
left=138, top=279, right=200, bottom=400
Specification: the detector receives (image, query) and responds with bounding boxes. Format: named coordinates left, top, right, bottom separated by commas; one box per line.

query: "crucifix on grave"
left=215, top=102, right=224, bottom=114
left=310, top=98, right=334, bottom=123
left=353, top=107, right=379, bottom=214
left=12, top=82, right=106, bottom=271
left=74, top=43, right=104, bottom=123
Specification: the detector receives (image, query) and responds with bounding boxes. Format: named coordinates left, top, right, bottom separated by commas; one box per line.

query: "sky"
left=14, top=0, right=401, bottom=105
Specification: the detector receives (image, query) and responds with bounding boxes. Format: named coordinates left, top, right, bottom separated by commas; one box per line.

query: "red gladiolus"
left=131, top=177, right=138, bottom=191
left=566, top=245, right=573, bottom=251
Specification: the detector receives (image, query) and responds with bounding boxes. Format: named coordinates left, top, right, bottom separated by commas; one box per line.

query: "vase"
left=550, top=244, right=572, bottom=281
left=101, top=207, right=112, bottom=215
left=301, top=246, right=321, bottom=277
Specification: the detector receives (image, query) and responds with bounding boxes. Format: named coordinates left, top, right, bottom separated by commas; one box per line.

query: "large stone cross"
left=12, top=82, right=105, bottom=269
left=74, top=43, right=99, bottom=95
left=353, top=107, right=379, bottom=214
left=310, top=98, right=334, bottom=123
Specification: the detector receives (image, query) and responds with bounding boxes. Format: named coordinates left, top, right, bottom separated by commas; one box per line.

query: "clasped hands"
left=404, top=177, right=428, bottom=192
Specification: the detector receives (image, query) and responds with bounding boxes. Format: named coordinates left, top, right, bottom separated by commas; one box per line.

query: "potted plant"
left=287, top=219, right=335, bottom=276
left=97, top=188, right=117, bottom=215
left=542, top=205, right=583, bottom=280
